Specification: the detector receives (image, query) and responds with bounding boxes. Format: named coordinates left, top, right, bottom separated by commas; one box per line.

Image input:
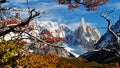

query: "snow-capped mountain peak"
left=4, top=18, right=101, bottom=58
left=29, top=18, right=101, bottom=57
left=30, top=20, right=66, bottom=38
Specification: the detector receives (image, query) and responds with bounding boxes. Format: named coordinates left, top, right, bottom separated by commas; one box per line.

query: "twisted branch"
left=0, top=8, right=43, bottom=36
left=100, top=10, right=118, bottom=39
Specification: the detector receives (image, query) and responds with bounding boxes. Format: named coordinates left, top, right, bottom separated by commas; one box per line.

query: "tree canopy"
left=56, top=0, right=108, bottom=10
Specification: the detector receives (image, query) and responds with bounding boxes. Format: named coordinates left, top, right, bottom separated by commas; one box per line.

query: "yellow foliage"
left=0, top=39, right=119, bottom=68
left=0, top=39, right=26, bottom=66
left=17, top=53, right=58, bottom=68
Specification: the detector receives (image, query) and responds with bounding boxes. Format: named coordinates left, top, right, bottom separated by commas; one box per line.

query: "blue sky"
left=2, top=0, right=120, bottom=35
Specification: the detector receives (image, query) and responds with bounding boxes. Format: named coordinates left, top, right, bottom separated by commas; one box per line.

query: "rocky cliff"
left=81, top=18, right=120, bottom=64
left=75, top=17, right=100, bottom=50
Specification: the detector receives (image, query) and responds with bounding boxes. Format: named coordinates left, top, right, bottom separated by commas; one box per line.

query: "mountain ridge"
left=4, top=17, right=101, bottom=58
left=29, top=17, right=101, bottom=57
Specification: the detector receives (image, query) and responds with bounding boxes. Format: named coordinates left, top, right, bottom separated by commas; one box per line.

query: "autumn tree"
left=56, top=0, right=108, bottom=11
left=0, top=0, right=114, bottom=67
left=0, top=0, right=44, bottom=67
left=0, top=0, right=66, bottom=67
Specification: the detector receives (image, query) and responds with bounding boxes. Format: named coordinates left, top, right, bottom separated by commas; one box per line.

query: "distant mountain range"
left=28, top=17, right=101, bottom=57
left=4, top=17, right=120, bottom=63
left=3, top=17, right=101, bottom=58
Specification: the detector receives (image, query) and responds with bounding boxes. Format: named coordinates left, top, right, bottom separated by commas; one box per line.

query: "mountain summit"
left=29, top=17, right=101, bottom=57
left=75, top=17, right=101, bottom=50
left=4, top=18, right=101, bottom=58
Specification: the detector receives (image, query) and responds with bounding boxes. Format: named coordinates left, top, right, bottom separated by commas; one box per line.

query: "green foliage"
left=0, top=39, right=26, bottom=66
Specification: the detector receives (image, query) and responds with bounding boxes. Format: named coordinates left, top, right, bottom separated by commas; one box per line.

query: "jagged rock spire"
left=76, top=17, right=87, bottom=38
left=75, top=17, right=100, bottom=50
left=81, top=17, right=87, bottom=33
left=81, top=17, right=86, bottom=25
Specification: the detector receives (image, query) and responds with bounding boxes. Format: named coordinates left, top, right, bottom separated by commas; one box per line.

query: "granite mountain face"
left=75, top=18, right=100, bottom=50
left=4, top=17, right=101, bottom=57
left=28, top=17, right=101, bottom=57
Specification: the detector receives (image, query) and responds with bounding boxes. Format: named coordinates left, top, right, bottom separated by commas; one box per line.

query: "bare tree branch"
left=0, top=8, right=42, bottom=36
left=100, top=9, right=120, bottom=51
left=23, top=31, right=65, bottom=48
left=100, top=10, right=118, bottom=39
left=11, top=28, right=65, bottom=48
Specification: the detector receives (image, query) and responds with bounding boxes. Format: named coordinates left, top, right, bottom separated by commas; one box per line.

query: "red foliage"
left=56, top=37, right=66, bottom=42
left=84, top=0, right=108, bottom=10
left=5, top=18, right=29, bottom=29
left=7, top=20, right=18, bottom=25
left=56, top=0, right=108, bottom=10
left=45, top=37, right=56, bottom=43
left=39, top=29, right=66, bottom=43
